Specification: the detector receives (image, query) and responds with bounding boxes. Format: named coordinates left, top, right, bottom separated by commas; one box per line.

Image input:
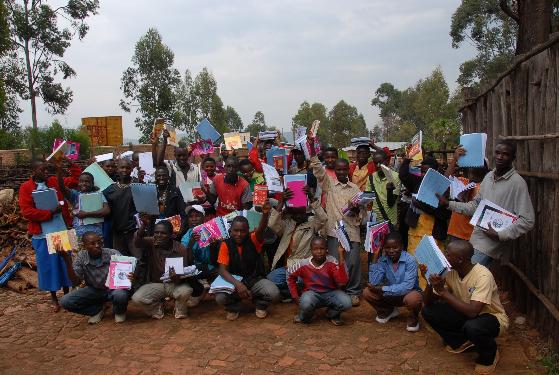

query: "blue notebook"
left=209, top=274, right=243, bottom=294
left=84, top=163, right=114, bottom=192
left=458, top=133, right=487, bottom=168
left=32, top=189, right=67, bottom=234
left=416, top=169, right=451, bottom=208
left=130, top=183, right=159, bottom=215
left=79, top=192, right=104, bottom=225
left=196, top=118, right=221, bottom=142
left=414, top=235, right=451, bottom=283
left=266, top=147, right=288, bottom=174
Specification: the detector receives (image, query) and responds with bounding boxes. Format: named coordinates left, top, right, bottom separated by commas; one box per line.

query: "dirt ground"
left=0, top=287, right=546, bottom=375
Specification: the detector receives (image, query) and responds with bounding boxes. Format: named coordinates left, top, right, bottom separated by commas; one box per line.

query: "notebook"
left=341, top=191, right=376, bottom=215
left=223, top=132, right=243, bottom=150
left=253, top=185, right=268, bottom=207
left=83, top=163, right=114, bottom=192
left=335, top=220, right=351, bottom=252
left=449, top=176, right=476, bottom=200
left=364, top=221, right=390, bottom=254
left=407, top=131, right=423, bottom=161
left=196, top=118, right=221, bottom=142
left=262, top=163, right=283, bottom=193
left=164, top=257, right=184, bottom=275
left=190, top=139, right=214, bottom=156
left=380, top=164, right=395, bottom=184
left=164, top=122, right=178, bottom=147
left=178, top=181, right=203, bottom=203
left=31, top=189, right=67, bottom=234
left=155, top=215, right=182, bottom=234
left=294, top=135, right=311, bottom=160
left=458, top=133, right=487, bottom=168
left=46, top=229, right=78, bottom=254
left=414, top=235, right=451, bottom=283
left=415, top=169, right=451, bottom=208
left=79, top=192, right=104, bottom=225
left=108, top=261, right=133, bottom=290
left=283, top=174, right=307, bottom=208
left=309, top=120, right=320, bottom=138
left=469, top=199, right=518, bottom=232
left=209, top=275, right=243, bottom=294
left=240, top=209, right=263, bottom=232
left=130, top=183, right=159, bottom=215
left=193, top=217, right=230, bottom=247
left=258, top=131, right=277, bottom=141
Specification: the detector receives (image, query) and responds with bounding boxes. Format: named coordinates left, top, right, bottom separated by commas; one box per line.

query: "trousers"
left=60, top=286, right=129, bottom=316
left=327, top=236, right=361, bottom=296
left=215, top=278, right=281, bottom=313
left=298, top=290, right=352, bottom=322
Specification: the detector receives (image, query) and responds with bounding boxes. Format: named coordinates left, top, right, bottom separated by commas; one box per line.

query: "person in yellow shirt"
left=420, top=240, right=508, bottom=375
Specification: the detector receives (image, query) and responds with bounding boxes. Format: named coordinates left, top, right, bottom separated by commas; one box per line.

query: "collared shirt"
left=368, top=251, right=420, bottom=297
left=449, top=168, right=535, bottom=259
left=310, top=156, right=365, bottom=243
left=351, top=161, right=376, bottom=191
left=269, top=200, right=328, bottom=269
left=365, top=169, right=401, bottom=225
left=73, top=248, right=121, bottom=289
left=164, top=160, right=200, bottom=188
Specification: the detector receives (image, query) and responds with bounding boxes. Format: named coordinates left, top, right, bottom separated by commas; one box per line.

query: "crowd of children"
left=17, top=128, right=536, bottom=374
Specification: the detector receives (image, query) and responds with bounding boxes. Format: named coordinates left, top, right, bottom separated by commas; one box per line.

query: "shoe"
left=255, top=309, right=268, bottom=319
left=446, top=341, right=475, bottom=354
left=293, top=314, right=302, bottom=324
left=174, top=308, right=188, bottom=319
left=88, top=309, right=104, bottom=324
left=151, top=304, right=164, bottom=319
left=350, top=295, right=360, bottom=306
left=474, top=350, right=500, bottom=374
left=406, top=322, right=419, bottom=332
left=329, top=317, right=344, bottom=326
left=187, top=295, right=202, bottom=308
left=282, top=297, right=293, bottom=303
left=406, top=316, right=420, bottom=332
left=375, top=308, right=400, bottom=324
left=226, top=311, right=239, bottom=321
left=114, top=313, right=126, bottom=323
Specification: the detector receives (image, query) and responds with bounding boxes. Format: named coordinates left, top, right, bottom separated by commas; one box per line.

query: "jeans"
left=422, top=302, right=500, bottom=366
left=60, top=286, right=129, bottom=316
left=215, top=278, right=281, bottom=313
left=298, top=290, right=352, bottom=322
left=472, top=249, right=493, bottom=266
left=132, top=282, right=193, bottom=316
left=327, top=236, right=361, bottom=296
left=267, top=267, right=302, bottom=300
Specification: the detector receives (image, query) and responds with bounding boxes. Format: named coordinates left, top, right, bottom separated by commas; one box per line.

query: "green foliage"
left=225, top=106, right=243, bottom=132
left=6, top=0, right=99, bottom=127
left=209, top=93, right=228, bottom=134
left=369, top=125, right=383, bottom=142
left=371, top=67, right=460, bottom=150
left=120, top=28, right=181, bottom=143
left=23, top=120, right=90, bottom=159
left=244, top=111, right=268, bottom=136
left=0, top=128, right=23, bottom=149
left=540, top=351, right=559, bottom=375
left=327, top=100, right=368, bottom=148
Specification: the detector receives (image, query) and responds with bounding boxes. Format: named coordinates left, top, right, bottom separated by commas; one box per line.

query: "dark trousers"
left=60, top=286, right=130, bottom=316
left=422, top=302, right=500, bottom=365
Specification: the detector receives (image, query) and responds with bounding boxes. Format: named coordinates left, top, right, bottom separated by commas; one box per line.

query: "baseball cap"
left=185, top=205, right=205, bottom=216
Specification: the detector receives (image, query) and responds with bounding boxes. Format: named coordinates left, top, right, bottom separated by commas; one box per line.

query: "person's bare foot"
left=51, top=303, right=60, bottom=313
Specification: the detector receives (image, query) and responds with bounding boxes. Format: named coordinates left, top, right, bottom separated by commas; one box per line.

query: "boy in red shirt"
left=215, top=200, right=281, bottom=320
left=287, top=237, right=352, bottom=326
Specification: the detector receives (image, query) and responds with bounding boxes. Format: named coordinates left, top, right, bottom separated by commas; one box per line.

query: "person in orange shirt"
left=349, top=140, right=385, bottom=191
left=215, top=200, right=281, bottom=321
left=445, top=147, right=489, bottom=242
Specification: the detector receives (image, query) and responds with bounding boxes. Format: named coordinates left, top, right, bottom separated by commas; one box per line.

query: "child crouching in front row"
left=362, top=232, right=423, bottom=332
left=287, top=237, right=352, bottom=326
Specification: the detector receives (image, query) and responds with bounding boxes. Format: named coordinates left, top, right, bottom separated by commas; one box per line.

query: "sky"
left=18, top=0, right=475, bottom=142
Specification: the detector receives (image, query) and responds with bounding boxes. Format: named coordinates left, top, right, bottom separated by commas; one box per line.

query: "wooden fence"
left=460, top=33, right=559, bottom=345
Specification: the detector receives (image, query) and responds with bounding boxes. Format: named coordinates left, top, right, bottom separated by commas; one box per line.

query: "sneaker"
left=114, top=313, right=126, bottom=323
left=329, top=317, right=344, bottom=326
left=151, top=304, right=164, bottom=320
left=446, top=341, right=475, bottom=354
left=88, top=309, right=104, bottom=324
left=187, top=295, right=202, bottom=308
left=174, top=308, right=188, bottom=319
left=293, top=314, right=302, bottom=324
left=255, top=309, right=268, bottom=319
left=375, top=308, right=400, bottom=324
left=406, top=316, right=420, bottom=332
left=350, top=295, right=360, bottom=306
left=226, top=311, right=239, bottom=321
left=474, top=350, right=500, bottom=374
left=406, top=322, right=419, bottom=332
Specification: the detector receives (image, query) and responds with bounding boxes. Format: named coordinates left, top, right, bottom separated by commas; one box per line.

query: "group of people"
left=18, top=128, right=535, bottom=374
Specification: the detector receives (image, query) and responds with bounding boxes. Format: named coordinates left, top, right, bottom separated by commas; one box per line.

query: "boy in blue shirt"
left=363, top=232, right=423, bottom=332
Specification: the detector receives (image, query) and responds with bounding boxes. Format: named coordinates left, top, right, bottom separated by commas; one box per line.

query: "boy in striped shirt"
left=287, top=237, right=352, bottom=325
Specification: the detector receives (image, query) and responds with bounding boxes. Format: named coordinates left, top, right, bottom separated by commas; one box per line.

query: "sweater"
left=449, top=168, right=535, bottom=259
left=287, top=256, right=348, bottom=299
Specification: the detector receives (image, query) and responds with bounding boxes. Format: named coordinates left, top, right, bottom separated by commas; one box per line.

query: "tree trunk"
left=23, top=1, right=37, bottom=128
left=516, top=0, right=552, bottom=54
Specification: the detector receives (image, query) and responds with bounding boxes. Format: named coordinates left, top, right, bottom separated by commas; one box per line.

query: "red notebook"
left=253, top=185, right=268, bottom=207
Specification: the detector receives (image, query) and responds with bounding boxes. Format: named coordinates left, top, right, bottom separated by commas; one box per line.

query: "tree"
left=0, top=0, right=10, bottom=111
left=369, top=125, right=383, bottom=142
left=291, top=101, right=329, bottom=141
left=327, top=100, right=367, bottom=148
left=120, top=28, right=181, bottom=143
left=244, top=111, right=267, bottom=136
left=225, top=106, right=243, bottom=132
left=5, top=0, right=99, bottom=128
left=24, top=119, right=91, bottom=159
left=192, top=67, right=217, bottom=120
left=209, top=93, right=228, bottom=134
left=173, top=69, right=196, bottom=140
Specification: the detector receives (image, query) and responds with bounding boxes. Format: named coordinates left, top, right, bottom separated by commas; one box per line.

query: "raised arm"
left=254, top=200, right=272, bottom=243
left=155, top=129, right=169, bottom=167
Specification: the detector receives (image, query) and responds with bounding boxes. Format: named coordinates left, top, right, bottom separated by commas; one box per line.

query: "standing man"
left=309, top=136, right=365, bottom=306
left=154, top=128, right=200, bottom=188
left=438, top=140, right=535, bottom=265
left=349, top=140, right=381, bottom=191
left=365, top=150, right=401, bottom=227
left=206, top=156, right=252, bottom=216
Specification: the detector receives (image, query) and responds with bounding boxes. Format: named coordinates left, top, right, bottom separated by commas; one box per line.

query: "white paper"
left=449, top=176, right=476, bottom=200
left=138, top=152, right=155, bottom=174
left=262, top=163, right=284, bottom=193
left=112, top=262, right=133, bottom=289
left=119, top=151, right=133, bottom=159
left=165, top=257, right=184, bottom=275
left=469, top=199, right=518, bottom=232
left=95, top=153, right=114, bottom=163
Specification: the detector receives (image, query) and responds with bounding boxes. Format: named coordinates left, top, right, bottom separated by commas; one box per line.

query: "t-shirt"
left=103, top=184, right=137, bottom=234
left=164, top=160, right=200, bottom=188
left=210, top=174, right=252, bottom=216
left=217, top=233, right=263, bottom=266
left=445, top=264, right=509, bottom=335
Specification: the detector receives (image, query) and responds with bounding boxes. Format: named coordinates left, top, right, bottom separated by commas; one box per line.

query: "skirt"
left=32, top=238, right=72, bottom=292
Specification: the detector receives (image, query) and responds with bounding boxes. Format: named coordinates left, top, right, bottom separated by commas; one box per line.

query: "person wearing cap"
left=180, top=205, right=218, bottom=307
left=399, top=153, right=451, bottom=288
left=349, top=139, right=384, bottom=191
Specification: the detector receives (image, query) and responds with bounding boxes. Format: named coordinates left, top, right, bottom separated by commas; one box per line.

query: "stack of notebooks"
left=258, top=131, right=278, bottom=141
left=458, top=133, right=487, bottom=168
left=192, top=217, right=230, bottom=247
left=209, top=275, right=243, bottom=294
left=160, top=263, right=201, bottom=282
left=414, top=235, right=451, bottom=282
left=341, top=191, right=376, bottom=215
left=335, top=220, right=351, bottom=252
left=106, top=255, right=137, bottom=290
left=350, top=137, right=370, bottom=147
